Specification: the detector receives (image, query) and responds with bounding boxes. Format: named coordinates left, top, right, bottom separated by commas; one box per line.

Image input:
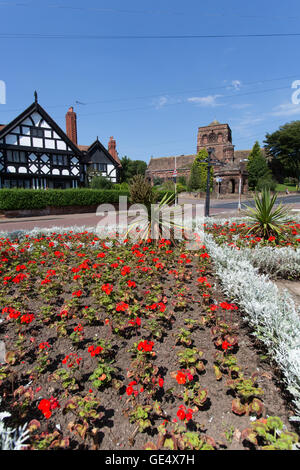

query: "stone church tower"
left=197, top=120, right=235, bottom=163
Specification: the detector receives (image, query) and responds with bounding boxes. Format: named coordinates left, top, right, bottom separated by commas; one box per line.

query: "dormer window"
left=30, top=128, right=44, bottom=138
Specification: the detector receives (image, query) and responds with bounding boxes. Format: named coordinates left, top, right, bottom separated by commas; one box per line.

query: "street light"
left=203, top=148, right=225, bottom=217
left=238, top=159, right=248, bottom=212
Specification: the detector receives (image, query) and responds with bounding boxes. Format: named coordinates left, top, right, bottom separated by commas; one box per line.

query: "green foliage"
left=0, top=188, right=130, bottom=211
left=88, top=363, right=117, bottom=389
left=120, top=156, right=147, bottom=182
left=242, top=416, right=299, bottom=450
left=89, top=175, right=113, bottom=190
left=129, top=174, right=155, bottom=214
left=114, top=182, right=129, bottom=191
left=256, top=176, right=276, bottom=192
left=245, top=187, right=291, bottom=239
left=128, top=405, right=152, bottom=432
left=178, top=175, right=187, bottom=186
left=187, top=149, right=213, bottom=192
left=153, top=177, right=163, bottom=186
left=265, top=120, right=300, bottom=182
left=247, top=141, right=272, bottom=190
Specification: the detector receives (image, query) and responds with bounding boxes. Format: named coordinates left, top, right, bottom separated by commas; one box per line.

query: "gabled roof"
left=0, top=100, right=82, bottom=157
left=79, top=138, right=122, bottom=167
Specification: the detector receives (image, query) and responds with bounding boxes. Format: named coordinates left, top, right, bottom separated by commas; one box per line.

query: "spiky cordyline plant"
left=126, top=191, right=185, bottom=245
left=244, top=188, right=291, bottom=240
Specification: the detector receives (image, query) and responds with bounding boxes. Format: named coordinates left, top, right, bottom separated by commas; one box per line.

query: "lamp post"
left=238, top=159, right=248, bottom=212
left=203, top=148, right=225, bottom=217
left=238, top=172, right=242, bottom=211
left=173, top=155, right=177, bottom=206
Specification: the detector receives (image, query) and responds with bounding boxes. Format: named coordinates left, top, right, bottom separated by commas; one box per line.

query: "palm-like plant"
left=245, top=188, right=291, bottom=239
left=127, top=176, right=183, bottom=244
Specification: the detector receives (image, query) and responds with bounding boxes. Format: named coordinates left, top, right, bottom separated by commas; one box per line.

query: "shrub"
left=245, top=188, right=291, bottom=239
left=256, top=176, right=276, bottom=192
left=129, top=175, right=155, bottom=214
left=89, top=175, right=113, bottom=190
left=0, top=189, right=130, bottom=211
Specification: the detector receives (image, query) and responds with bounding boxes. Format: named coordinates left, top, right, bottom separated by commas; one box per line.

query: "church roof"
left=147, top=154, right=196, bottom=172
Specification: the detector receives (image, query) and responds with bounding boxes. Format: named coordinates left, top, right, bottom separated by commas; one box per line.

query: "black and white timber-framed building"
left=0, top=93, right=121, bottom=189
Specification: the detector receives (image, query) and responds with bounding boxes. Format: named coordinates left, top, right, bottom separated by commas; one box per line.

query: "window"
left=30, top=128, right=44, bottom=138
left=6, top=150, right=27, bottom=163
left=3, top=178, right=31, bottom=189
left=93, top=163, right=107, bottom=172
left=52, top=154, right=68, bottom=166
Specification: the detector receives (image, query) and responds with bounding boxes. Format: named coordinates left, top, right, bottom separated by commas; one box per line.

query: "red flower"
left=72, top=290, right=83, bottom=297
left=20, top=313, right=34, bottom=324
left=88, top=345, right=103, bottom=357
left=127, top=280, right=136, bottom=288
left=177, top=407, right=186, bottom=421
left=222, top=340, right=232, bottom=351
left=116, top=301, right=129, bottom=312
left=120, top=266, right=131, bottom=276
left=101, top=283, right=113, bottom=295
left=176, top=371, right=186, bottom=385
left=38, top=396, right=60, bottom=419
left=137, top=340, right=154, bottom=352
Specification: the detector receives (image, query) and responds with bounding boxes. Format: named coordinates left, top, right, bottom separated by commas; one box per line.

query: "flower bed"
left=201, top=218, right=300, bottom=280
left=0, top=230, right=299, bottom=450
left=205, top=220, right=300, bottom=249
left=205, top=233, right=300, bottom=426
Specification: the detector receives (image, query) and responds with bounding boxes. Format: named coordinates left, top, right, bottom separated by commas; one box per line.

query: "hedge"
left=0, top=189, right=130, bottom=211
left=0, top=188, right=174, bottom=211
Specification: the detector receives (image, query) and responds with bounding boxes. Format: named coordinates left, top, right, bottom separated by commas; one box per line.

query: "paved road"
left=178, top=194, right=300, bottom=210
left=1, top=194, right=300, bottom=233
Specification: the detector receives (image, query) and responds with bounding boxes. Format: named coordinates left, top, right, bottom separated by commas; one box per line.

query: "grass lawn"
left=275, top=183, right=298, bottom=192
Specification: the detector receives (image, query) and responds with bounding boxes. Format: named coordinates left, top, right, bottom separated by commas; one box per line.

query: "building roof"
left=147, top=148, right=265, bottom=173
left=147, top=154, right=196, bottom=172
left=77, top=145, right=90, bottom=152
left=234, top=150, right=251, bottom=161
left=0, top=100, right=82, bottom=157
left=0, top=125, right=6, bottom=131
left=78, top=140, right=122, bottom=167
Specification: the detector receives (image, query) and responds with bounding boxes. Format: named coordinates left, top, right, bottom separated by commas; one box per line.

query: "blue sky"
left=0, top=0, right=300, bottom=163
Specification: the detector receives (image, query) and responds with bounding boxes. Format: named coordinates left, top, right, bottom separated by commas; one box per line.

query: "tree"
left=264, top=121, right=300, bottom=184
left=187, top=149, right=213, bottom=192
left=120, top=156, right=147, bottom=183
left=247, top=141, right=272, bottom=190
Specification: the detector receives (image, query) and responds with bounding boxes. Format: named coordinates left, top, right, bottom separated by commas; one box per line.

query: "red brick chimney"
left=108, top=136, right=118, bottom=161
left=66, top=107, right=78, bottom=145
